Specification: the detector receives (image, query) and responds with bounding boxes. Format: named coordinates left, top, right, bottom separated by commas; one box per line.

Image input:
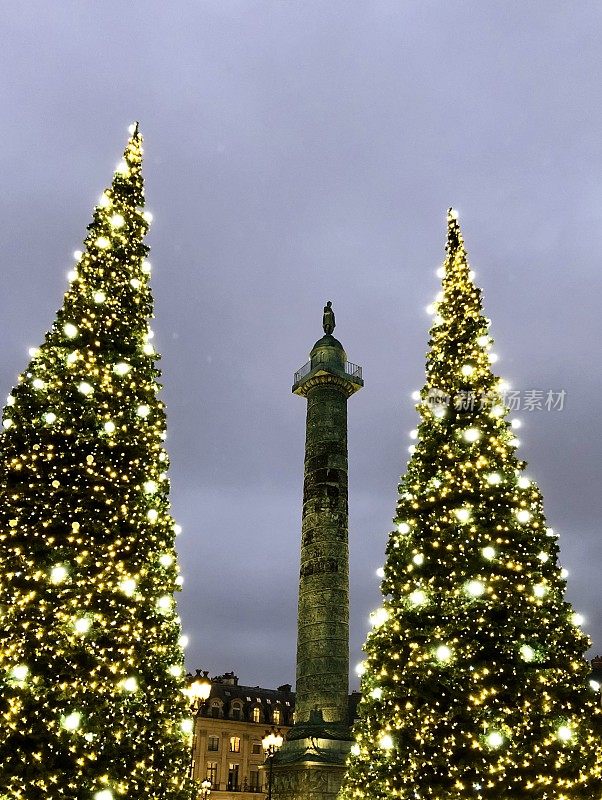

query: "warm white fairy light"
left=50, top=565, right=68, bottom=584
left=465, top=580, right=485, bottom=597
left=454, top=507, right=471, bottom=523
left=113, top=361, right=131, bottom=375
left=12, top=665, right=29, bottom=682
left=370, top=608, right=389, bottom=628
left=119, top=578, right=137, bottom=597
left=435, top=645, right=452, bottom=662
left=62, top=711, right=81, bottom=731
left=409, top=589, right=427, bottom=607
left=486, top=731, right=504, bottom=749
left=520, top=644, right=535, bottom=662
left=74, top=617, right=91, bottom=634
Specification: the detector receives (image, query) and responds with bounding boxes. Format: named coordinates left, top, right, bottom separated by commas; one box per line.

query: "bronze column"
left=269, top=303, right=362, bottom=800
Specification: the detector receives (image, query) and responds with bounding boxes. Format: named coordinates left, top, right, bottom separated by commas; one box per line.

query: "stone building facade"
left=190, top=672, right=294, bottom=797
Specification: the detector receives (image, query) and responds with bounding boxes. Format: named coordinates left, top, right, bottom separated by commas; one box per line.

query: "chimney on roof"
left=219, top=672, right=238, bottom=685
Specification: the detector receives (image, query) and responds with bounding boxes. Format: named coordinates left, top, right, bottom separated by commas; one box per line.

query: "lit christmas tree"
left=0, top=126, right=195, bottom=800
left=341, top=210, right=602, bottom=800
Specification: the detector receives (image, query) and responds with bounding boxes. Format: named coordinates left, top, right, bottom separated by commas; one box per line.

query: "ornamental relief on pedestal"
left=272, top=766, right=344, bottom=800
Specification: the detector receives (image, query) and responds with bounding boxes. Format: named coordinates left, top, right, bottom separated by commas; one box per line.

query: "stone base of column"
left=265, top=734, right=352, bottom=800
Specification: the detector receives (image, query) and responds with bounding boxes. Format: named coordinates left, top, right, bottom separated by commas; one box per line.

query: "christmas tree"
left=341, top=210, right=602, bottom=800
left=0, top=126, right=195, bottom=800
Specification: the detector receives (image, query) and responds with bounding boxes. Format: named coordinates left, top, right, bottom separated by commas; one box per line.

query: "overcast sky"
left=1, top=1, right=601, bottom=689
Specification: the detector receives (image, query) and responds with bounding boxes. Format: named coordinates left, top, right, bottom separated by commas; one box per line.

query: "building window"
left=207, top=762, right=218, bottom=788
left=252, top=706, right=261, bottom=723
left=250, top=770, right=260, bottom=790
left=229, top=736, right=241, bottom=753
left=208, top=736, right=219, bottom=752
left=273, top=709, right=281, bottom=725
left=231, top=705, right=241, bottom=720
left=252, top=741, right=261, bottom=755
left=211, top=701, right=221, bottom=718
left=228, top=763, right=240, bottom=790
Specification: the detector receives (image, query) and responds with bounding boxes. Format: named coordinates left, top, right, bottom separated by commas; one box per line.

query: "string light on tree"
left=341, top=209, right=602, bottom=800
left=0, top=124, right=195, bottom=799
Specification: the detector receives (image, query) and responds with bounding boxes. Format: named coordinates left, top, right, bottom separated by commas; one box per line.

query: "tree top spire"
left=446, top=206, right=463, bottom=249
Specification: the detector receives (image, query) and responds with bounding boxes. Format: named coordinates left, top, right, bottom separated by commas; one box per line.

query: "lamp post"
left=200, top=779, right=212, bottom=800
left=262, top=727, right=283, bottom=800
left=188, top=670, right=212, bottom=714
left=186, top=670, right=212, bottom=782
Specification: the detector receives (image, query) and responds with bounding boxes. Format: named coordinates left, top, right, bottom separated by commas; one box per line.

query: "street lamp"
left=262, top=727, right=283, bottom=800
left=186, top=670, right=212, bottom=782
left=199, top=778, right=212, bottom=800
left=188, top=670, right=212, bottom=714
